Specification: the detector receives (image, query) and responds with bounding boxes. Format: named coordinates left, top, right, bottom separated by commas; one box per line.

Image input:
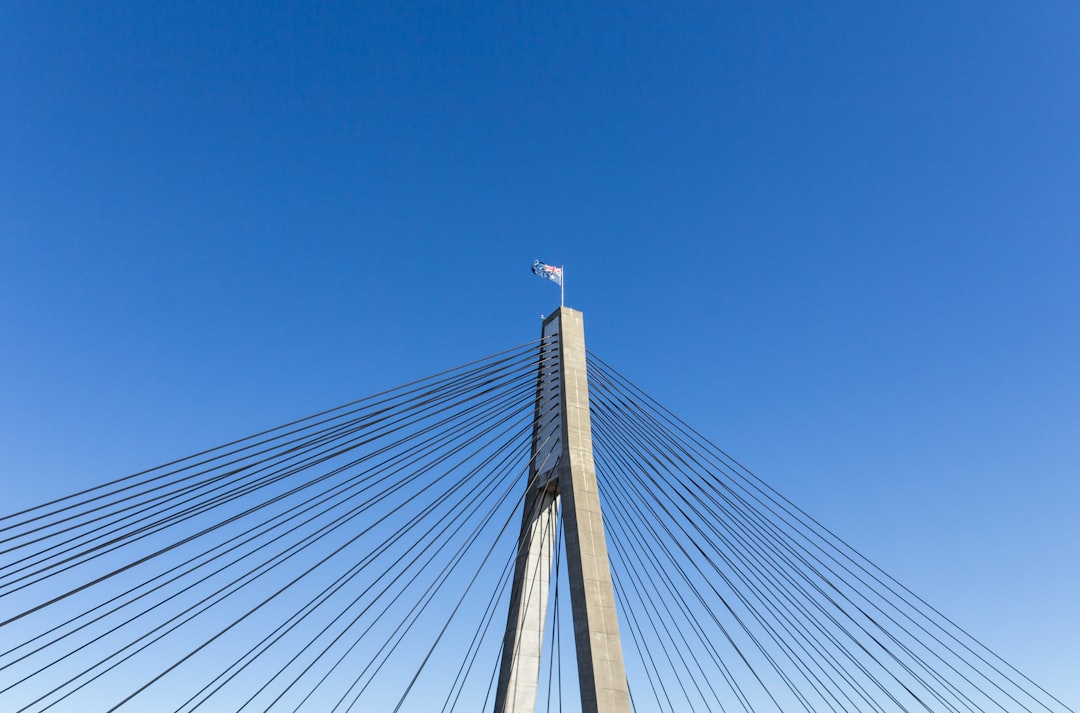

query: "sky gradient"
left=2, top=2, right=1078, bottom=707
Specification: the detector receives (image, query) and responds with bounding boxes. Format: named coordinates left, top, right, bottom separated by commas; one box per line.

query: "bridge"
left=1, top=308, right=1073, bottom=713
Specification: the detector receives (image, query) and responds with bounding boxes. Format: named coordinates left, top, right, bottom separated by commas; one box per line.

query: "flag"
left=531, top=259, right=563, bottom=286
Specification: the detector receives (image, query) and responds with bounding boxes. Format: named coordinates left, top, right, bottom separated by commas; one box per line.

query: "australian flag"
left=531, top=259, right=563, bottom=286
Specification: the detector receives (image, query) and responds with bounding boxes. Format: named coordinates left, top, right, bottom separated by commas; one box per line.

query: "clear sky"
left=2, top=1, right=1078, bottom=707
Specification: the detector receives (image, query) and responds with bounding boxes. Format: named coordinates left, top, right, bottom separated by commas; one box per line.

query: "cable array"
left=0, top=338, right=557, bottom=712
left=587, top=351, right=1074, bottom=713
left=2, top=331, right=1071, bottom=713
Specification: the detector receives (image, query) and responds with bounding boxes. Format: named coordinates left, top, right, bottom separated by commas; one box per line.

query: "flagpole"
left=561, top=266, right=565, bottom=307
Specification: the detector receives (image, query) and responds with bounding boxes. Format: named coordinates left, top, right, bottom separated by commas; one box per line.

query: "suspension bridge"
left=0, top=308, right=1072, bottom=713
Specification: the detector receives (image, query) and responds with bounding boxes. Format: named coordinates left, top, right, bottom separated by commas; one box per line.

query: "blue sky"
left=2, top=1, right=1078, bottom=707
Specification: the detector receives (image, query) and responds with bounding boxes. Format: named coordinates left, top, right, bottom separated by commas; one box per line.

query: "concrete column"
left=493, top=318, right=563, bottom=713
left=493, top=485, right=559, bottom=713
left=494, top=307, right=629, bottom=713
left=554, top=308, right=631, bottom=713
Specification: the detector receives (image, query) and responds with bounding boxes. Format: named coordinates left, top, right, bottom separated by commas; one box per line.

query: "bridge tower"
left=493, top=307, right=631, bottom=713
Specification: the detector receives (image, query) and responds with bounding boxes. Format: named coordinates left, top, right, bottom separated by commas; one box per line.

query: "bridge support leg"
left=555, top=308, right=631, bottom=713
left=493, top=485, right=559, bottom=713
left=494, top=308, right=630, bottom=713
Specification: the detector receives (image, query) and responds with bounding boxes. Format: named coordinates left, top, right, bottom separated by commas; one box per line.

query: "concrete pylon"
left=493, top=307, right=631, bottom=713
